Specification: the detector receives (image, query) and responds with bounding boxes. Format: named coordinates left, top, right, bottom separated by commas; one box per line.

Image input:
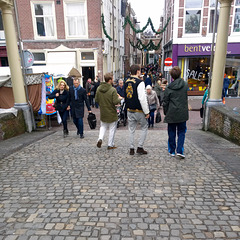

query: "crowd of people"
left=48, top=64, right=189, bottom=159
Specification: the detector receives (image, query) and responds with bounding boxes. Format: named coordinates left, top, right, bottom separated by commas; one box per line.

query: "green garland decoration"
left=129, top=38, right=162, bottom=51
left=123, top=16, right=171, bottom=35
left=101, top=14, right=112, bottom=41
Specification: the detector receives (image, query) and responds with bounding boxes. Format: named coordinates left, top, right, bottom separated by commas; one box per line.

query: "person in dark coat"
left=69, top=77, right=92, bottom=139
left=94, top=76, right=101, bottom=108
left=144, top=75, right=152, bottom=87
left=116, top=79, right=125, bottom=98
left=163, top=66, right=189, bottom=159
left=48, top=80, right=70, bottom=137
left=222, top=74, right=230, bottom=99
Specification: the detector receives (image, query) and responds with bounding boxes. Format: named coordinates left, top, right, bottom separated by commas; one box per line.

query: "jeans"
left=59, top=110, right=69, bottom=131
left=73, top=116, right=84, bottom=135
left=168, top=122, right=187, bottom=155
left=148, top=110, right=155, bottom=127
left=98, top=121, right=118, bottom=147
left=128, top=111, right=148, bottom=149
left=222, top=88, right=228, bottom=98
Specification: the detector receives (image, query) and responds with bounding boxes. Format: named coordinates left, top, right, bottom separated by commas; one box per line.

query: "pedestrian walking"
left=146, top=85, right=160, bottom=128
left=95, top=73, right=122, bottom=150
left=48, top=80, right=70, bottom=137
left=163, top=66, right=189, bottom=159
left=116, top=79, right=125, bottom=98
left=69, top=77, right=92, bottom=139
left=154, top=79, right=162, bottom=105
left=125, top=64, right=150, bottom=155
left=86, top=78, right=94, bottom=107
left=222, top=74, right=230, bottom=103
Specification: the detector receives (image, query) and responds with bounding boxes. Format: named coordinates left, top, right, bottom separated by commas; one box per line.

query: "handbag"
left=149, top=104, right=157, bottom=111
left=155, top=111, right=161, bottom=123
left=87, top=113, right=97, bottom=129
left=200, top=105, right=204, bottom=118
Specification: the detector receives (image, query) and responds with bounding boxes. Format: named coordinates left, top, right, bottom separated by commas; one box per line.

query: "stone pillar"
left=1, top=2, right=33, bottom=132
left=208, top=0, right=233, bottom=105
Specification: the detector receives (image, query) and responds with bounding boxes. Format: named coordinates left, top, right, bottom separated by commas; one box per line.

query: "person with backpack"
left=95, top=73, right=122, bottom=150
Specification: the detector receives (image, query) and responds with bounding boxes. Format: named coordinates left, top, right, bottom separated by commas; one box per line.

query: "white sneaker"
left=177, top=153, right=185, bottom=159
left=169, top=153, right=175, bottom=157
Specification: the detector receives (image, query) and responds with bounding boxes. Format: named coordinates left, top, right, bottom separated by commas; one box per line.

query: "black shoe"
left=77, top=131, right=79, bottom=135
left=136, top=147, right=148, bottom=155
left=80, top=134, right=84, bottom=139
left=130, top=148, right=135, bottom=155
left=97, top=139, right=102, bottom=148
left=63, top=130, right=68, bottom=138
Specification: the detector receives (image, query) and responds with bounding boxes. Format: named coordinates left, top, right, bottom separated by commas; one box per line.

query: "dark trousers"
left=148, top=110, right=155, bottom=127
left=222, top=88, right=228, bottom=98
left=168, top=122, right=187, bottom=155
left=88, top=95, right=94, bottom=107
left=73, top=116, right=84, bottom=135
left=59, top=110, right=68, bottom=131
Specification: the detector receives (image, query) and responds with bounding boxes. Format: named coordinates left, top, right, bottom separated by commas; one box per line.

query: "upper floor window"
left=32, top=2, right=56, bottom=38
left=209, top=0, right=220, bottom=33
left=185, top=0, right=203, bottom=34
left=64, top=1, right=87, bottom=38
left=81, top=52, right=94, bottom=60
left=233, top=0, right=240, bottom=32
left=0, top=11, right=5, bottom=40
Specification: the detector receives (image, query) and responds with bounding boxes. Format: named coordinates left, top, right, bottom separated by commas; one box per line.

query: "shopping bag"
left=87, top=113, right=97, bottom=129
left=155, top=111, right=161, bottom=123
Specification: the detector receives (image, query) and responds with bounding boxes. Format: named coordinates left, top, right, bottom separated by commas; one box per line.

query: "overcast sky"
left=127, top=0, right=164, bottom=29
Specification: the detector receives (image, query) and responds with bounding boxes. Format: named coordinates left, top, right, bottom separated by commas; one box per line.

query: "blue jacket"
left=223, top=77, right=230, bottom=89
left=116, top=86, right=125, bottom=98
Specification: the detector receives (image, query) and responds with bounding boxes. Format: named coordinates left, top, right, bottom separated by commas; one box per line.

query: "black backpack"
left=87, top=113, right=97, bottom=129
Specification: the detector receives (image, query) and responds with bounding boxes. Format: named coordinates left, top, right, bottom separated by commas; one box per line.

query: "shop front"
left=172, top=43, right=240, bottom=96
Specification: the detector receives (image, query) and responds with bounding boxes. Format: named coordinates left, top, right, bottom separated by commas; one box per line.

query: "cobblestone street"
left=0, top=129, right=239, bottom=240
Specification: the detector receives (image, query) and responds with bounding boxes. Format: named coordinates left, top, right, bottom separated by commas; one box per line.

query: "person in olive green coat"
left=95, top=73, right=122, bottom=150
left=163, top=66, right=189, bottom=159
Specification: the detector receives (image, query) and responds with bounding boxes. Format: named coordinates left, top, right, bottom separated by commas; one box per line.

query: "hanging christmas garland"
left=129, top=38, right=162, bottom=51
left=123, top=16, right=171, bottom=35
left=101, top=14, right=112, bottom=41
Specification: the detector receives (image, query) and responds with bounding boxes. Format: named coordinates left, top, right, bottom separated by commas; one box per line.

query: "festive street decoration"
left=123, top=16, right=171, bottom=35
left=129, top=38, right=162, bottom=51
left=101, top=14, right=112, bottom=41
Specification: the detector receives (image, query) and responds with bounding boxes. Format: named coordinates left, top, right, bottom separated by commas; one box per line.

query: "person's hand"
left=145, top=114, right=150, bottom=119
left=88, top=111, right=92, bottom=113
left=67, top=106, right=70, bottom=111
left=55, top=93, right=59, bottom=97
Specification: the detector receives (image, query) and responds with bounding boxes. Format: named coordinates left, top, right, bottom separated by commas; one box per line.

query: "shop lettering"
left=184, top=45, right=213, bottom=53
left=187, top=69, right=203, bottom=80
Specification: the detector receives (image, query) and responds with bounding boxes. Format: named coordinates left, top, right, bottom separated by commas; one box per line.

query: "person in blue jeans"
left=69, top=78, right=92, bottom=139
left=163, top=66, right=189, bottom=159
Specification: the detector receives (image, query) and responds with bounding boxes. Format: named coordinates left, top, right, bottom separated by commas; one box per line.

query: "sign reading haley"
left=177, top=43, right=240, bottom=56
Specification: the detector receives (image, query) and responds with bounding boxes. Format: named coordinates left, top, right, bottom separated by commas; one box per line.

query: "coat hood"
left=98, top=82, right=112, bottom=93
left=168, top=78, right=185, bottom=90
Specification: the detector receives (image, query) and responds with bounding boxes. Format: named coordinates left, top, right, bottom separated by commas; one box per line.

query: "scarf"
left=73, top=85, right=81, bottom=100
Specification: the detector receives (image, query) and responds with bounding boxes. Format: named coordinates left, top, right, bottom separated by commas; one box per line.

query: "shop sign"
left=177, top=43, right=240, bottom=56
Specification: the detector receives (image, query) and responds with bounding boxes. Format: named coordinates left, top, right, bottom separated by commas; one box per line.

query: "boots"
left=63, top=129, right=69, bottom=138
left=136, top=147, right=148, bottom=155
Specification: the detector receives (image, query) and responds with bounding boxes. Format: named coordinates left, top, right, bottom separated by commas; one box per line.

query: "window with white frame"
left=32, top=52, right=46, bottom=66
left=64, top=1, right=87, bottom=37
left=209, top=0, right=220, bottom=33
left=233, top=0, right=240, bottom=32
left=185, top=0, right=203, bottom=34
left=32, top=3, right=56, bottom=38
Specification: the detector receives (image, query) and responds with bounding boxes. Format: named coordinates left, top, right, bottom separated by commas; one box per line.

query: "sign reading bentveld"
left=177, top=43, right=240, bottom=56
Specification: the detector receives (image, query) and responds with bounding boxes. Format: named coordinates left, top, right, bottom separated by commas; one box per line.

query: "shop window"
left=81, top=52, right=94, bottom=60
left=32, top=3, right=56, bottom=38
left=64, top=1, right=87, bottom=38
left=32, top=52, right=46, bottom=66
left=185, top=0, right=203, bottom=34
left=209, top=0, right=220, bottom=33
left=233, top=0, right=240, bottom=32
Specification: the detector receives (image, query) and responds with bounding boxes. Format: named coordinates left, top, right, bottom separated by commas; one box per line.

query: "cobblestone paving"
left=0, top=130, right=239, bottom=240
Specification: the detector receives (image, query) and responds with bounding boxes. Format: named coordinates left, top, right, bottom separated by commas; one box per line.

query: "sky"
left=128, top=0, right=164, bottom=29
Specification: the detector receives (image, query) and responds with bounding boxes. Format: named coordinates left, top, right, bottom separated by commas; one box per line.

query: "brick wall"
left=208, top=106, right=240, bottom=145
left=0, top=110, right=26, bottom=141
